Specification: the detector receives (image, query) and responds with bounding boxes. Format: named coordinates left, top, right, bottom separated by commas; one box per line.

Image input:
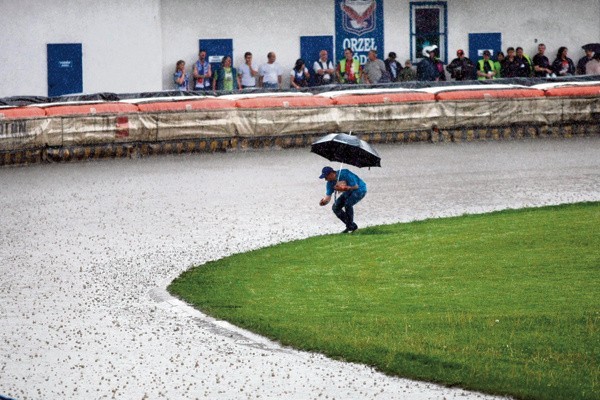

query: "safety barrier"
left=1, top=83, right=598, bottom=166
left=332, top=92, right=435, bottom=105
left=0, top=106, right=46, bottom=119
left=43, top=102, right=139, bottom=116
left=435, top=88, right=544, bottom=101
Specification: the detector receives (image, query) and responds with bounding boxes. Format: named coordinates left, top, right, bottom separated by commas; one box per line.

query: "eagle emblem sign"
left=340, top=0, right=377, bottom=35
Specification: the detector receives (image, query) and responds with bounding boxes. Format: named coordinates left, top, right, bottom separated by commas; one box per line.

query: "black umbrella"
left=582, top=43, right=600, bottom=53
left=311, top=132, right=381, bottom=168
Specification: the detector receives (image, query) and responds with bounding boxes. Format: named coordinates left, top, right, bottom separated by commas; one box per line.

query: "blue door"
left=199, top=39, right=233, bottom=87
left=300, top=36, right=334, bottom=86
left=47, top=43, right=82, bottom=97
left=468, top=33, right=502, bottom=62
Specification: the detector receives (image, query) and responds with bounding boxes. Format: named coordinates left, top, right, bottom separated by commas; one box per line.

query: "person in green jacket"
left=494, top=52, right=504, bottom=79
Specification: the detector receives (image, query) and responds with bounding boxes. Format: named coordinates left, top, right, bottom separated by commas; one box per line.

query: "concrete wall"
left=0, top=0, right=598, bottom=97
left=445, top=0, right=600, bottom=58
left=159, top=0, right=335, bottom=91
left=0, top=0, right=162, bottom=97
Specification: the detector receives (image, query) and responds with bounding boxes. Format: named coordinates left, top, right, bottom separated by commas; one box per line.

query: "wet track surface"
left=1, top=137, right=599, bottom=399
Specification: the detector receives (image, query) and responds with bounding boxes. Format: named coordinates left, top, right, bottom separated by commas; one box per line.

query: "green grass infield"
left=169, top=202, right=600, bottom=400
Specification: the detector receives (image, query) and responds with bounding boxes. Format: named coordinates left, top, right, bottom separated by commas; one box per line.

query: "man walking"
left=319, top=166, right=367, bottom=233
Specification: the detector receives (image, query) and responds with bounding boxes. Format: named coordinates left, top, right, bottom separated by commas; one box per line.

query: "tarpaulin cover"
left=0, top=80, right=599, bottom=153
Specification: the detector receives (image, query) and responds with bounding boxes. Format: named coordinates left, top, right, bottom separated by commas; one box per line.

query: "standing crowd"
left=419, top=43, right=599, bottom=82
left=173, top=44, right=598, bottom=91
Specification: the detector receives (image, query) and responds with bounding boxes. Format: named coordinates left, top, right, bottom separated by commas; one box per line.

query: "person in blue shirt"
left=173, top=60, right=189, bottom=91
left=319, top=166, right=367, bottom=233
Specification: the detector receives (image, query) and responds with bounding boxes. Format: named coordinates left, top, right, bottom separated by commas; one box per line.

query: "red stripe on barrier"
left=544, top=85, right=600, bottom=97
left=137, top=99, right=236, bottom=112
left=43, top=103, right=139, bottom=116
left=332, top=92, right=435, bottom=105
left=235, top=96, right=333, bottom=108
left=436, top=89, right=544, bottom=101
left=0, top=107, right=46, bottom=119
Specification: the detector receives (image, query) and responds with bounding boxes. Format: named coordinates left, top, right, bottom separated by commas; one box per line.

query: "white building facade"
left=1, top=0, right=599, bottom=98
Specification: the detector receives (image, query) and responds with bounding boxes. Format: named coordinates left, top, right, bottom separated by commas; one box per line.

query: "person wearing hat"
left=417, top=45, right=439, bottom=81
left=318, top=166, right=367, bottom=233
left=577, top=48, right=595, bottom=75
left=477, top=50, right=497, bottom=80
left=384, top=51, right=403, bottom=82
left=446, top=49, right=475, bottom=81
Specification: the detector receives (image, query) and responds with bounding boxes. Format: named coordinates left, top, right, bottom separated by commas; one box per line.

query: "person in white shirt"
left=258, top=52, right=283, bottom=89
left=313, top=50, right=335, bottom=85
left=237, top=52, right=258, bottom=89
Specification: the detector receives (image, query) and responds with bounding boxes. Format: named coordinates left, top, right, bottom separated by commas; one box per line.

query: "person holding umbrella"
left=318, top=166, right=367, bottom=233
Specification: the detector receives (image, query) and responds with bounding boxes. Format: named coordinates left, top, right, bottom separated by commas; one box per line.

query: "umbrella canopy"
left=582, top=43, right=600, bottom=53
left=311, top=132, right=381, bottom=168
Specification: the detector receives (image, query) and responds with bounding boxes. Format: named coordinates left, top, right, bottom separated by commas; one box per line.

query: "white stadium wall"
left=0, top=0, right=163, bottom=98
left=159, top=0, right=335, bottom=91
left=444, top=0, right=600, bottom=59
left=0, top=0, right=598, bottom=98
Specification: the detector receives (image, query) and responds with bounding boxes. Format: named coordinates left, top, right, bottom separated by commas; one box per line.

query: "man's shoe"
left=342, top=223, right=358, bottom=233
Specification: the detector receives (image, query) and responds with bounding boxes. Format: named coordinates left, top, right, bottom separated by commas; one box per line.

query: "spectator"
left=515, top=47, right=532, bottom=77
left=552, top=47, right=576, bottom=76
left=446, top=49, right=475, bottom=81
left=577, top=48, right=595, bottom=75
left=399, top=59, right=416, bottom=81
left=494, top=52, right=504, bottom=78
left=417, top=45, right=439, bottom=81
left=313, top=50, right=335, bottom=86
left=532, top=44, right=554, bottom=77
left=434, top=51, right=446, bottom=81
left=258, top=52, right=283, bottom=89
left=585, top=52, right=600, bottom=75
left=501, top=47, right=520, bottom=78
left=476, top=50, right=496, bottom=80
left=192, top=49, right=212, bottom=91
left=212, top=55, right=238, bottom=91
left=173, top=60, right=189, bottom=90
left=290, top=59, right=310, bottom=88
left=238, top=52, right=258, bottom=89
left=384, top=52, right=403, bottom=82
left=363, top=50, right=388, bottom=84
left=336, top=47, right=362, bottom=84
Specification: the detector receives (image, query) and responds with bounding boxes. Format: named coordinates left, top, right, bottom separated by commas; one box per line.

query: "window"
left=410, top=2, right=448, bottom=62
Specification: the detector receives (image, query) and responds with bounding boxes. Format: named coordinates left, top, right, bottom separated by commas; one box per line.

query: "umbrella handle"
left=334, top=161, right=344, bottom=202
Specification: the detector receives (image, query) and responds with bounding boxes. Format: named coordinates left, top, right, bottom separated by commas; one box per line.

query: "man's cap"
left=483, top=50, right=491, bottom=56
left=457, top=49, right=464, bottom=55
left=319, top=166, right=335, bottom=179
left=388, top=52, right=397, bottom=59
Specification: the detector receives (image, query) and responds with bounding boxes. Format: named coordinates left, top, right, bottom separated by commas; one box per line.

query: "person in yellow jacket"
left=336, top=47, right=362, bottom=84
left=494, top=52, right=505, bottom=79
left=477, top=50, right=497, bottom=80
